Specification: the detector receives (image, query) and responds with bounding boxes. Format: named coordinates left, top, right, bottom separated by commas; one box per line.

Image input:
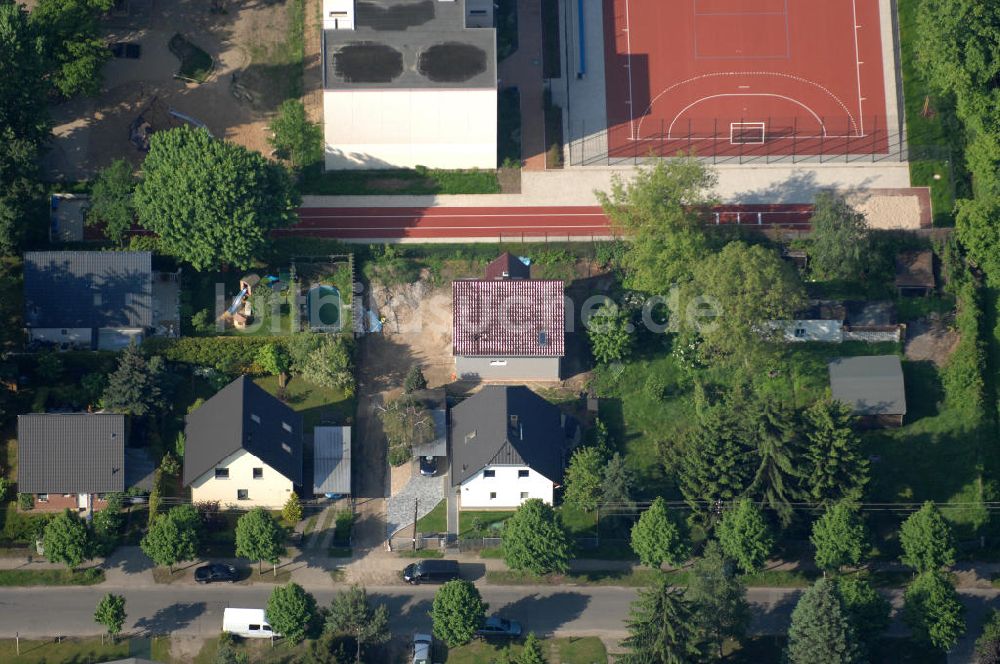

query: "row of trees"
left=617, top=499, right=967, bottom=661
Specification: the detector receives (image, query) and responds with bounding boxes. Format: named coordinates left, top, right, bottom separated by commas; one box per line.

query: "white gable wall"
left=460, top=465, right=554, bottom=509
left=324, top=88, right=498, bottom=170
left=190, top=448, right=293, bottom=509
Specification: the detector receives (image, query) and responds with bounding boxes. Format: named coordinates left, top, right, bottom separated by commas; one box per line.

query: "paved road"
left=0, top=585, right=996, bottom=659
left=281, top=204, right=814, bottom=241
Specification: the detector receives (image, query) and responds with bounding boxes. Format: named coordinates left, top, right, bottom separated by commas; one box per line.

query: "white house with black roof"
left=450, top=385, right=578, bottom=508
left=321, top=0, right=497, bottom=169
left=17, top=413, right=128, bottom=513
left=183, top=376, right=303, bottom=508
left=23, top=251, right=179, bottom=350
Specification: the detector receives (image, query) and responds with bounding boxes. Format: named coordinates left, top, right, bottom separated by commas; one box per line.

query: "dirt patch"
left=904, top=314, right=960, bottom=367
left=44, top=0, right=300, bottom=180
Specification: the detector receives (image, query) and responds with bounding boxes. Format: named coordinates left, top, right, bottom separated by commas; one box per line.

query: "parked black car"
left=195, top=563, right=238, bottom=584
left=419, top=455, right=438, bottom=477
left=403, top=559, right=459, bottom=584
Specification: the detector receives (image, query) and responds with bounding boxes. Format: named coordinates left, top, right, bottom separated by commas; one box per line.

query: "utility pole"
left=412, top=498, right=418, bottom=551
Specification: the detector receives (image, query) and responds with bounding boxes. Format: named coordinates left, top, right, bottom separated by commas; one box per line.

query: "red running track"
left=282, top=205, right=814, bottom=240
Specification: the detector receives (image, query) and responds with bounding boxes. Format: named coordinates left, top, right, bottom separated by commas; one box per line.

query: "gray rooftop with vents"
left=324, top=0, right=496, bottom=90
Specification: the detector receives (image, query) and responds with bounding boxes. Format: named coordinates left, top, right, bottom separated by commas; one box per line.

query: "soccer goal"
left=729, top=122, right=766, bottom=145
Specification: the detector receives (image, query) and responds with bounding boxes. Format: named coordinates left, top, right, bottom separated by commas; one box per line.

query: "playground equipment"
left=226, top=286, right=249, bottom=315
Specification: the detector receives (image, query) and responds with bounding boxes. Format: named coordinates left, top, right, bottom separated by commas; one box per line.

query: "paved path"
left=498, top=0, right=547, bottom=170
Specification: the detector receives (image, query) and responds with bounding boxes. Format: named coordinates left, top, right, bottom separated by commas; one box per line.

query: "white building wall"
left=460, top=465, right=554, bottom=509
left=190, top=449, right=294, bottom=509
left=28, top=327, right=91, bottom=347
left=324, top=88, right=498, bottom=170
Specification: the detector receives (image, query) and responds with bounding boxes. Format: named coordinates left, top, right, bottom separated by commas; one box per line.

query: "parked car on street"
left=195, top=563, right=238, bottom=584
left=476, top=616, right=523, bottom=639
left=412, top=633, right=432, bottom=664
left=403, top=559, right=459, bottom=584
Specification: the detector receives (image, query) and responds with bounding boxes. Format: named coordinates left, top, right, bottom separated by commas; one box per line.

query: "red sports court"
left=602, top=0, right=890, bottom=158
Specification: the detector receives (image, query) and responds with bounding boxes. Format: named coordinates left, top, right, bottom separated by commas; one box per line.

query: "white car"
left=412, top=633, right=432, bottom=664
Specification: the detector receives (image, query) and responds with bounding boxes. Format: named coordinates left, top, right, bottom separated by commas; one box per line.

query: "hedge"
left=142, top=336, right=291, bottom=374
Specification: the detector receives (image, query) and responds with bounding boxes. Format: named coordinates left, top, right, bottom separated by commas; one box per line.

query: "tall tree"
left=586, top=302, right=634, bottom=364
left=563, top=446, right=605, bottom=513
left=903, top=571, right=966, bottom=651
left=801, top=399, right=868, bottom=504
left=620, top=576, right=704, bottom=664
left=602, top=452, right=635, bottom=508
left=811, top=503, right=868, bottom=572
left=133, top=126, right=298, bottom=270
left=686, top=541, right=750, bottom=657
left=269, top=99, right=325, bottom=169
left=288, top=333, right=355, bottom=394
left=235, top=507, right=285, bottom=574
left=900, top=501, right=956, bottom=573
left=431, top=579, right=488, bottom=647
left=257, top=342, right=291, bottom=388
left=785, top=578, right=862, bottom=664
left=629, top=497, right=689, bottom=569
left=101, top=345, right=166, bottom=417
left=140, top=505, right=201, bottom=572
left=282, top=492, right=303, bottom=525
left=403, top=365, right=428, bottom=393
left=678, top=403, right=755, bottom=522
left=518, top=633, right=547, bottom=664
left=30, top=0, right=113, bottom=97
left=43, top=508, right=90, bottom=569
left=690, top=241, right=806, bottom=361
left=377, top=396, right=434, bottom=467
left=808, top=192, right=871, bottom=281
left=975, top=609, right=1000, bottom=664
left=596, top=158, right=718, bottom=292
left=501, top=499, right=572, bottom=575
left=747, top=400, right=801, bottom=525
left=326, top=585, right=390, bottom=664
left=834, top=575, right=891, bottom=655
left=0, top=2, right=49, bottom=255
left=266, top=582, right=317, bottom=643
left=716, top=499, right=773, bottom=575
left=94, top=593, right=127, bottom=643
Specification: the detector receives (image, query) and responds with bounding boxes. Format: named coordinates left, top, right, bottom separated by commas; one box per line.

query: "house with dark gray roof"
left=450, top=386, right=578, bottom=508
left=829, top=355, right=907, bottom=427
left=184, top=376, right=303, bottom=508
left=321, top=0, right=497, bottom=169
left=17, top=413, right=127, bottom=512
left=23, top=251, right=179, bottom=350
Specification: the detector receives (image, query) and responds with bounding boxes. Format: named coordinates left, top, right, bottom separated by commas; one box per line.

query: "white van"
left=222, top=608, right=280, bottom=639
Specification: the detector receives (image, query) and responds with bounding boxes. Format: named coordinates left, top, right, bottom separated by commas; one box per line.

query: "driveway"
left=386, top=461, right=445, bottom=539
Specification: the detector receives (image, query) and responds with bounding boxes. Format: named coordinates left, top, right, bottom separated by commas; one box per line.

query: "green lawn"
left=415, top=499, right=447, bottom=533
left=299, top=166, right=501, bottom=195
left=896, top=0, right=962, bottom=224
left=0, top=638, right=130, bottom=663
left=254, top=375, right=354, bottom=429
left=0, top=568, right=103, bottom=586
left=559, top=505, right=597, bottom=537
left=459, top=511, right=514, bottom=538
left=442, top=637, right=606, bottom=664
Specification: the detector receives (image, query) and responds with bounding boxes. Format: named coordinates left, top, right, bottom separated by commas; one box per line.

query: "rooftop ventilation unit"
left=323, top=0, right=355, bottom=30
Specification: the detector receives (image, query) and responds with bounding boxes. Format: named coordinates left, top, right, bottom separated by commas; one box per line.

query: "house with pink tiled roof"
left=452, top=254, right=565, bottom=381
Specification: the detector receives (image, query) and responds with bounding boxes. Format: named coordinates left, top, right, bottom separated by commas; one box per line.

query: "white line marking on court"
left=634, top=71, right=860, bottom=137
left=665, top=94, right=826, bottom=138
left=850, top=0, right=865, bottom=135
left=624, top=0, right=636, bottom=140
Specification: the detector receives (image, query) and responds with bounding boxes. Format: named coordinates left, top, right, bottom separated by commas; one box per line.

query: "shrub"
left=643, top=374, right=668, bottom=402
left=143, top=336, right=289, bottom=374
left=403, top=365, right=428, bottom=393
left=0, top=478, right=10, bottom=502
left=17, top=493, right=34, bottom=511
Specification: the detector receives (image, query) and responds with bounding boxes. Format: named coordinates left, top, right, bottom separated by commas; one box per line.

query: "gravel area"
left=386, top=465, right=444, bottom=538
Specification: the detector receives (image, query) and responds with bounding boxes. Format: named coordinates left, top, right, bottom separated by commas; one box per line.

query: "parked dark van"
left=403, top=559, right=460, bottom=584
